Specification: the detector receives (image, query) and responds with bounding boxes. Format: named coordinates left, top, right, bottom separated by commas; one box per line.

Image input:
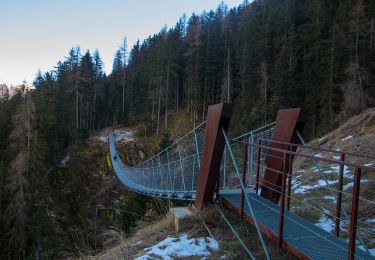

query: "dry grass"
left=85, top=205, right=295, bottom=260
left=85, top=218, right=173, bottom=260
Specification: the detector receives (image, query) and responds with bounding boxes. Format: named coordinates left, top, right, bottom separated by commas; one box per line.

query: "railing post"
left=177, top=140, right=186, bottom=190
left=255, top=139, right=262, bottom=194
left=240, top=143, right=249, bottom=219
left=223, top=147, right=227, bottom=189
left=334, top=152, right=345, bottom=237
left=278, top=152, right=288, bottom=248
left=286, top=146, right=293, bottom=211
left=348, top=167, right=361, bottom=260
left=192, top=156, right=195, bottom=190
left=248, top=132, right=254, bottom=187
left=167, top=150, right=172, bottom=190
left=193, top=129, right=201, bottom=167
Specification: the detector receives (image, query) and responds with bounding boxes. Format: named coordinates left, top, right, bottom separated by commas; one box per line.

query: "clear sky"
left=0, top=0, right=244, bottom=86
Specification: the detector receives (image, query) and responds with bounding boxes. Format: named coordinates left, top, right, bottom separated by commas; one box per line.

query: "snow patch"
left=315, top=215, right=335, bottom=232
left=60, top=154, right=70, bottom=166
left=97, top=129, right=134, bottom=143
left=358, top=245, right=375, bottom=256
left=341, top=135, right=353, bottom=141
left=343, top=179, right=369, bottom=190
left=323, top=195, right=336, bottom=202
left=333, top=156, right=341, bottom=160
left=294, top=180, right=338, bottom=194
left=364, top=163, right=373, bottom=167
left=135, top=234, right=219, bottom=260
left=330, top=165, right=351, bottom=177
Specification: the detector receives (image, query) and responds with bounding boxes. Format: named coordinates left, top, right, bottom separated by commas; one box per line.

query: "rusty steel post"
left=255, top=139, right=262, bottom=194
left=240, top=143, right=249, bottom=219
left=278, top=153, right=288, bottom=248
left=348, top=167, right=361, bottom=260
left=260, top=108, right=306, bottom=203
left=195, top=103, right=233, bottom=209
left=334, top=152, right=346, bottom=237
left=286, top=146, right=293, bottom=211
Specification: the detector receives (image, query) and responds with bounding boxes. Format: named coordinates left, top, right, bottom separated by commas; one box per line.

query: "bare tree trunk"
left=151, top=82, right=155, bottom=126
left=316, top=0, right=320, bottom=26
left=92, top=85, right=97, bottom=131
left=202, top=41, right=209, bottom=119
left=122, top=37, right=127, bottom=124
left=260, top=63, right=268, bottom=124
left=329, top=31, right=335, bottom=120
left=156, top=50, right=163, bottom=134
left=75, top=67, right=79, bottom=129
left=240, top=47, right=246, bottom=107
left=176, top=80, right=179, bottom=112
left=355, top=7, right=359, bottom=64
left=370, top=19, right=374, bottom=50
left=227, top=50, right=231, bottom=102
left=80, top=94, right=83, bottom=129
left=165, top=50, right=170, bottom=129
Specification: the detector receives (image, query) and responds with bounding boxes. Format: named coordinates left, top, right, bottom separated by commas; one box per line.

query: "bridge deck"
left=221, top=192, right=374, bottom=260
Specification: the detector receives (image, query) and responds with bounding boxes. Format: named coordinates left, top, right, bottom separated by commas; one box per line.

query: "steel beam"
left=195, top=103, right=233, bottom=209
left=260, top=108, right=306, bottom=203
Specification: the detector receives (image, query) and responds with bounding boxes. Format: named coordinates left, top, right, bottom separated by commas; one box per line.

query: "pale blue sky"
left=0, top=0, right=244, bottom=85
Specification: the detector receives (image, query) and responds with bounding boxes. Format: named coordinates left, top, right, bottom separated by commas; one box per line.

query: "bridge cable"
left=222, top=127, right=271, bottom=260
left=214, top=203, right=256, bottom=260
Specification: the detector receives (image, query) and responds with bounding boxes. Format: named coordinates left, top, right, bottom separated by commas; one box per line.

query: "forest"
left=0, top=0, right=374, bottom=258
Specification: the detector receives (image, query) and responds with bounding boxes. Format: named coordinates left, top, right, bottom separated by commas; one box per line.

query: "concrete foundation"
left=169, top=207, right=193, bottom=232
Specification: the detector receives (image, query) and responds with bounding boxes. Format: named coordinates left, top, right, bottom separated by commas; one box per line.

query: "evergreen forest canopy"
left=0, top=0, right=374, bottom=258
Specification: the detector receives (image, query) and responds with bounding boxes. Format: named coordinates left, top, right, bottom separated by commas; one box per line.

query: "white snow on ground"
left=97, top=129, right=134, bottom=143
left=315, top=214, right=335, bottom=232
left=60, top=154, right=70, bottom=166
left=330, top=165, right=351, bottom=177
left=366, top=218, right=375, bottom=223
left=343, top=179, right=369, bottom=190
left=294, top=180, right=338, bottom=194
left=358, top=245, right=375, bottom=256
left=323, top=195, right=336, bottom=202
left=135, top=234, right=219, bottom=260
left=315, top=153, right=323, bottom=158
left=341, top=135, right=353, bottom=141
left=364, top=163, right=374, bottom=167
left=333, top=155, right=341, bottom=160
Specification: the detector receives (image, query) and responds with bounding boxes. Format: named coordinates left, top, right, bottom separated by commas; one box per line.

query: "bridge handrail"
left=257, top=137, right=375, bottom=160
left=135, top=121, right=206, bottom=168
left=231, top=139, right=375, bottom=172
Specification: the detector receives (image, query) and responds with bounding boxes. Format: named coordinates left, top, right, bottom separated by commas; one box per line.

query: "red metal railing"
left=233, top=138, right=375, bottom=260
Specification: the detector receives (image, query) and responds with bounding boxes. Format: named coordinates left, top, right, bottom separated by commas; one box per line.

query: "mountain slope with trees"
left=0, top=0, right=374, bottom=257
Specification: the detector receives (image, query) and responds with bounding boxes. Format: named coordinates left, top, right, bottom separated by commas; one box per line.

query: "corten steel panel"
left=260, top=108, right=306, bottom=203
left=195, top=103, right=233, bottom=209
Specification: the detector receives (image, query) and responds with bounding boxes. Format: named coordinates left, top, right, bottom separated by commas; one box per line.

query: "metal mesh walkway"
left=221, top=192, right=374, bottom=260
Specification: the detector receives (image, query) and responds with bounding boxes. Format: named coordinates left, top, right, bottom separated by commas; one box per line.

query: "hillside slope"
left=291, top=108, right=375, bottom=253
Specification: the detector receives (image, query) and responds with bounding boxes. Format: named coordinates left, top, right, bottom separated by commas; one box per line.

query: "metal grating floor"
left=221, top=193, right=374, bottom=260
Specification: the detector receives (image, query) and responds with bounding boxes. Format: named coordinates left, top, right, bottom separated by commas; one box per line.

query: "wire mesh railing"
left=109, top=122, right=275, bottom=200
left=220, top=123, right=274, bottom=191
left=224, top=136, right=375, bottom=259
left=109, top=121, right=206, bottom=199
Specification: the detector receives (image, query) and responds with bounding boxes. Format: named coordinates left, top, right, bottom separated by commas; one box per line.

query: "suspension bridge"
left=109, top=103, right=375, bottom=260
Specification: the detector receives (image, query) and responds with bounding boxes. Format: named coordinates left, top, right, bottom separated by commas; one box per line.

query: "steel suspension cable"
left=222, top=126, right=271, bottom=260
left=214, top=203, right=256, bottom=260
